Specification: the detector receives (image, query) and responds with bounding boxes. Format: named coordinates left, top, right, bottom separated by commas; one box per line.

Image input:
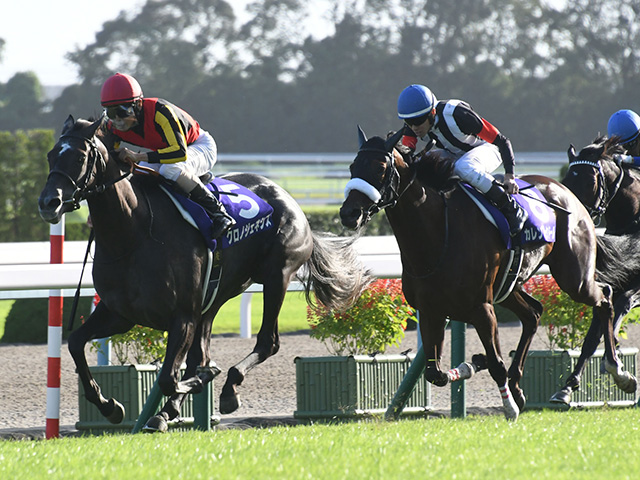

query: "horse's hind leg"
left=67, top=302, right=132, bottom=423
left=219, top=276, right=287, bottom=414
left=144, top=316, right=221, bottom=433
left=550, top=317, right=603, bottom=405
left=554, top=266, right=637, bottom=394
left=499, top=289, right=543, bottom=412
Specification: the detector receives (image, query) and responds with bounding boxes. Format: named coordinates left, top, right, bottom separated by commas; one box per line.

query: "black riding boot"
left=190, top=184, right=236, bottom=239
left=485, top=182, right=528, bottom=237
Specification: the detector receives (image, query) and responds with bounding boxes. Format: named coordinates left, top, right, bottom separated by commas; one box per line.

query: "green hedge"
left=306, top=209, right=393, bottom=236
left=1, top=297, right=93, bottom=344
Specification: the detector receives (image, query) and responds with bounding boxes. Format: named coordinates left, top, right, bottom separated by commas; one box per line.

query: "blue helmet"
left=607, top=109, right=640, bottom=144
left=397, top=84, right=437, bottom=119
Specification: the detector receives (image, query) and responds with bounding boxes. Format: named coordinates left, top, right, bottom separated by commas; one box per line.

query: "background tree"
left=4, top=0, right=640, bottom=152
left=0, top=130, right=52, bottom=241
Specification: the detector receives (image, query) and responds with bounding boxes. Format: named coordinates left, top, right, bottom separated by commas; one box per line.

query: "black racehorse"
left=564, top=135, right=640, bottom=235
left=550, top=136, right=640, bottom=404
left=339, top=127, right=637, bottom=420
left=38, top=116, right=372, bottom=432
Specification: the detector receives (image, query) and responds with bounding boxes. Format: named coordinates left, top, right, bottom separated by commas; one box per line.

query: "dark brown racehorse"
left=550, top=137, right=640, bottom=404
left=38, top=116, right=372, bottom=432
left=339, top=127, right=636, bottom=420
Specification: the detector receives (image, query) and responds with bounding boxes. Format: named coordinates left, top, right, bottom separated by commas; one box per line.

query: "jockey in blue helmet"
left=607, top=109, right=640, bottom=166
left=397, top=84, right=527, bottom=238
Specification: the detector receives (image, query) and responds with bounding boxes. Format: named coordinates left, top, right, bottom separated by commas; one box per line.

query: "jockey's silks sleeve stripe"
left=154, top=106, right=188, bottom=164
left=478, top=118, right=499, bottom=143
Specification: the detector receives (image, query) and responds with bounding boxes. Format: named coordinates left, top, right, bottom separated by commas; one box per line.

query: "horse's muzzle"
left=38, top=190, right=64, bottom=224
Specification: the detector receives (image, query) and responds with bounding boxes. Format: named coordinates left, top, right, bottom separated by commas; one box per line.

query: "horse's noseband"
left=346, top=149, right=403, bottom=219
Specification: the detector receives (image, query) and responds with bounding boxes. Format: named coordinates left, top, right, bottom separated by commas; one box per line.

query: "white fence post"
left=240, top=292, right=253, bottom=339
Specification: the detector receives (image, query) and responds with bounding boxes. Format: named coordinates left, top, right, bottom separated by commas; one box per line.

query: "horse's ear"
left=568, top=144, right=577, bottom=162
left=62, top=115, right=75, bottom=134
left=85, top=117, right=103, bottom=138
left=357, top=125, right=367, bottom=149
left=384, top=128, right=404, bottom=152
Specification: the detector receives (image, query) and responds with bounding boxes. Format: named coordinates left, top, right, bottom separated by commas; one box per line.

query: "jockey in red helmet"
left=100, top=73, right=235, bottom=239
left=397, top=84, right=527, bottom=238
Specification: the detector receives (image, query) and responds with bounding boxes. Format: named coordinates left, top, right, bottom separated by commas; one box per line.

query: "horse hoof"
left=614, top=373, right=638, bottom=394
left=219, top=394, right=241, bottom=414
left=105, top=399, right=125, bottom=424
left=549, top=388, right=572, bottom=405
left=471, top=354, right=488, bottom=372
left=502, top=397, right=519, bottom=422
left=142, top=414, right=168, bottom=433
left=512, top=389, right=526, bottom=412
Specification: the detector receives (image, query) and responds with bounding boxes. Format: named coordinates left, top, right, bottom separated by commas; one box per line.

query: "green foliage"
left=95, top=325, right=168, bottom=365
left=1, top=0, right=636, bottom=153
left=523, top=274, right=639, bottom=350
left=523, top=275, right=591, bottom=350
left=305, top=208, right=393, bottom=236
left=307, top=279, right=415, bottom=355
left=0, top=297, right=92, bottom=344
left=0, top=129, right=53, bottom=241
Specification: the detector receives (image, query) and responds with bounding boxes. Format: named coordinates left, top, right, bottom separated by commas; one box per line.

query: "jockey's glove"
left=614, top=154, right=636, bottom=165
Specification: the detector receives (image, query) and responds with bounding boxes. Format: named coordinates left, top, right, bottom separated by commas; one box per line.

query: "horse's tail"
left=299, top=232, right=374, bottom=311
left=595, top=231, right=640, bottom=290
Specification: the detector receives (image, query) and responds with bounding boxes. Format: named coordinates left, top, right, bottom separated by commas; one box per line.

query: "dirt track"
left=1, top=323, right=639, bottom=438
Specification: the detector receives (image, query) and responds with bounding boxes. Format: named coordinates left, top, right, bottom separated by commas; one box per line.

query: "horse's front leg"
left=471, top=303, right=519, bottom=421
left=67, top=303, right=132, bottom=423
left=418, top=312, right=449, bottom=387
left=500, top=289, right=542, bottom=411
left=220, top=280, right=285, bottom=414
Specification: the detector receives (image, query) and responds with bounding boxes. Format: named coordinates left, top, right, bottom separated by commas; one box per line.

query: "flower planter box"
left=519, top=348, right=638, bottom=409
left=294, top=353, right=431, bottom=420
left=76, top=364, right=215, bottom=433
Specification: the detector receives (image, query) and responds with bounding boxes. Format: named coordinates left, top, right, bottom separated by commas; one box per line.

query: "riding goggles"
left=404, top=113, right=430, bottom=126
left=105, top=104, right=136, bottom=120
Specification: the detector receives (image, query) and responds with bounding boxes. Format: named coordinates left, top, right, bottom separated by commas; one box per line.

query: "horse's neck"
left=605, top=161, right=640, bottom=229
left=385, top=172, right=445, bottom=251
left=88, top=177, right=146, bottom=257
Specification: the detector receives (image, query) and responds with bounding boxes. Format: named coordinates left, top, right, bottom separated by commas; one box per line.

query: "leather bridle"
left=47, top=133, right=131, bottom=211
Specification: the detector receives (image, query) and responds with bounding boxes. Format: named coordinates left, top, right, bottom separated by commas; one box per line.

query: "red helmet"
left=100, top=73, right=143, bottom=106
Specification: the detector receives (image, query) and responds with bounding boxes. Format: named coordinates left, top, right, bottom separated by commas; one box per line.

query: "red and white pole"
left=46, top=218, right=64, bottom=439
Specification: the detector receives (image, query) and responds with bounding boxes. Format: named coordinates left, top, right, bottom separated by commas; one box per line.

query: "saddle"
left=158, top=177, right=275, bottom=313
left=460, top=179, right=557, bottom=303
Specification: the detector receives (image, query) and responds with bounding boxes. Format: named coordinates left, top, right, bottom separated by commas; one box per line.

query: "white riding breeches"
left=452, top=143, right=502, bottom=194
left=138, top=130, right=217, bottom=182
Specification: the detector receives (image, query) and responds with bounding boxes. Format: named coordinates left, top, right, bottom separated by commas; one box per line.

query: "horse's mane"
left=412, top=150, right=456, bottom=191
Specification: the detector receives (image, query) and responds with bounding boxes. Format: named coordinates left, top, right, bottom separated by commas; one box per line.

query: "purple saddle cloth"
left=461, top=179, right=556, bottom=249
left=170, top=177, right=274, bottom=251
